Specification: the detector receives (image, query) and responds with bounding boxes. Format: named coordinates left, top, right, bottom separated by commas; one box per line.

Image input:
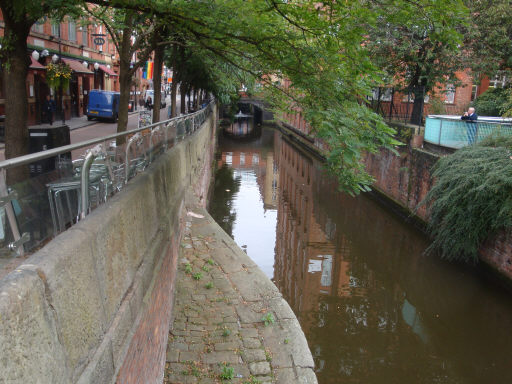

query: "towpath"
left=163, top=204, right=317, bottom=384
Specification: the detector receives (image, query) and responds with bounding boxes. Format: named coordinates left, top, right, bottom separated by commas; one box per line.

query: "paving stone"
left=166, top=348, right=179, bottom=363
left=239, top=328, right=259, bottom=338
left=241, top=349, right=267, bottom=363
left=188, top=343, right=206, bottom=351
left=170, top=342, right=189, bottom=351
left=243, top=338, right=262, bottom=349
left=203, top=351, right=240, bottom=365
left=249, top=362, right=271, bottom=376
left=214, top=342, right=239, bottom=351
left=179, top=351, right=201, bottom=362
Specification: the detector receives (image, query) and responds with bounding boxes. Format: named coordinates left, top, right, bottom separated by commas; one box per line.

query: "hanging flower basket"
left=46, top=62, right=72, bottom=90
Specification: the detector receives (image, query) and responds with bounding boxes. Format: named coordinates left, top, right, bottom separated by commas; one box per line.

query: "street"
left=0, top=95, right=180, bottom=161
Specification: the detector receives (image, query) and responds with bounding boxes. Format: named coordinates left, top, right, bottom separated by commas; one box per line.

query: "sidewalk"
left=163, top=204, right=317, bottom=384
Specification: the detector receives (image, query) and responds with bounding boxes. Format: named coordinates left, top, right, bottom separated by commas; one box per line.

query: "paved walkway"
left=163, top=204, right=316, bottom=384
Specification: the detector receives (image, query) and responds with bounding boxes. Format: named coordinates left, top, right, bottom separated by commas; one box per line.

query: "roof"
left=98, top=64, right=118, bottom=77
left=29, top=57, right=46, bottom=70
left=62, top=58, right=93, bottom=74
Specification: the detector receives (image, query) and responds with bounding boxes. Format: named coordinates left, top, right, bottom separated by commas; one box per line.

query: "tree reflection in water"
left=209, top=164, right=240, bottom=237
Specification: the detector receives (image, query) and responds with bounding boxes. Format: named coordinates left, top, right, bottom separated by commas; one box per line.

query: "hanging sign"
left=92, top=33, right=106, bottom=46
left=93, top=37, right=105, bottom=45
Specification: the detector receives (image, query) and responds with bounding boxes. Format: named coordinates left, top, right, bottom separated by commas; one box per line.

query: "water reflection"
left=209, top=126, right=512, bottom=384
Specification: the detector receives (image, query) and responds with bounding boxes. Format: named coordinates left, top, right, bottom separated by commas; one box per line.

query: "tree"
left=0, top=0, right=81, bottom=181
left=463, top=0, right=512, bottom=77
left=364, top=0, right=468, bottom=125
left=86, top=6, right=158, bottom=135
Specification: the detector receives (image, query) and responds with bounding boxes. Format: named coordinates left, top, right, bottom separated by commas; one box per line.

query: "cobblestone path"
left=163, top=205, right=316, bottom=384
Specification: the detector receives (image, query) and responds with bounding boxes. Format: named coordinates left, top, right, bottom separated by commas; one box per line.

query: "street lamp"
left=52, top=54, right=59, bottom=63
left=82, top=61, right=88, bottom=68
left=31, top=50, right=39, bottom=61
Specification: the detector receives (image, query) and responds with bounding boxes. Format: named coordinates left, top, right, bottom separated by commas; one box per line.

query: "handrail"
left=0, top=106, right=208, bottom=171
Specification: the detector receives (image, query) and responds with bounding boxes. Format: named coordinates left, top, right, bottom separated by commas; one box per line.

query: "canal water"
left=208, top=122, right=512, bottom=384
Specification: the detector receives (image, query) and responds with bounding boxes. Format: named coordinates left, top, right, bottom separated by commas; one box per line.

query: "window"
left=82, top=28, right=88, bottom=47
left=371, top=88, right=393, bottom=102
left=68, top=20, right=76, bottom=41
left=31, top=21, right=44, bottom=34
left=444, top=84, right=455, bottom=104
left=51, top=22, right=60, bottom=37
left=488, top=74, right=507, bottom=89
left=471, top=85, right=478, bottom=101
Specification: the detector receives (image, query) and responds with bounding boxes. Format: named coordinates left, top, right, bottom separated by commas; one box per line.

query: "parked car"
left=144, top=89, right=166, bottom=109
left=86, top=90, right=120, bottom=122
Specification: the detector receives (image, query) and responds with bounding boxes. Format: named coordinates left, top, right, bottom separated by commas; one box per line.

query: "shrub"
left=471, top=87, right=510, bottom=117
left=421, top=138, right=512, bottom=262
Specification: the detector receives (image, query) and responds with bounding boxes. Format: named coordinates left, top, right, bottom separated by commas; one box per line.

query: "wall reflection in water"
left=210, top=127, right=512, bottom=384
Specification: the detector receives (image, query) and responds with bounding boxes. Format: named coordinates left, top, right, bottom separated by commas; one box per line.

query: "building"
left=0, top=13, right=121, bottom=124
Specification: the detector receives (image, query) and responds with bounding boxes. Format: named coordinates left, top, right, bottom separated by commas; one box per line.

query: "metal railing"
left=424, top=115, right=512, bottom=149
left=0, top=101, right=214, bottom=257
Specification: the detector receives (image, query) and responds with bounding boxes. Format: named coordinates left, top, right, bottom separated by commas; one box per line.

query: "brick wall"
left=363, top=145, right=512, bottom=284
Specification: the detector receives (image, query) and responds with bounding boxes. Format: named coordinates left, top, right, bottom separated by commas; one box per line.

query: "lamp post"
left=52, top=23, right=65, bottom=125
left=94, top=62, right=99, bottom=90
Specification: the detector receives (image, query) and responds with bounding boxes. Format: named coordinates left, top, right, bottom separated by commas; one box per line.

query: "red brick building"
left=0, top=13, right=121, bottom=124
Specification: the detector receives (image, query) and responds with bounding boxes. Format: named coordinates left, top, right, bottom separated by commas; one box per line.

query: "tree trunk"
left=152, top=44, right=164, bottom=124
left=116, top=16, right=135, bottom=139
left=180, top=82, right=187, bottom=114
left=1, top=5, right=34, bottom=183
left=170, top=45, right=178, bottom=118
left=409, top=86, right=425, bottom=126
left=171, top=78, right=178, bottom=117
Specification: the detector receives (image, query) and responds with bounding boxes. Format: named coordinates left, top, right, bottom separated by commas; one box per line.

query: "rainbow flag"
left=142, top=61, right=154, bottom=80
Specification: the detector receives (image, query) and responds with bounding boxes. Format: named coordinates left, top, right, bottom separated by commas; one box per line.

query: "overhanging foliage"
left=422, top=136, right=512, bottom=262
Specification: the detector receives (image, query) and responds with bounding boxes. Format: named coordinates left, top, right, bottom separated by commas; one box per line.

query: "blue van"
left=86, top=90, right=120, bottom=122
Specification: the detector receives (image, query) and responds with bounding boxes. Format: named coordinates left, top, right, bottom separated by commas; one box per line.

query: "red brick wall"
left=363, top=145, right=512, bottom=283
left=115, top=238, right=180, bottom=384
left=364, top=147, right=438, bottom=220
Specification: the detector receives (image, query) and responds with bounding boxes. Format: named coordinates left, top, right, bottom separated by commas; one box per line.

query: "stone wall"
left=0, top=106, right=217, bottom=384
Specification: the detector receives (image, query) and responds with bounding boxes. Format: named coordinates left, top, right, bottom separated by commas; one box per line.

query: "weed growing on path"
left=261, top=313, right=275, bottom=326
left=193, top=272, right=203, bottom=280
left=219, top=363, right=234, bottom=380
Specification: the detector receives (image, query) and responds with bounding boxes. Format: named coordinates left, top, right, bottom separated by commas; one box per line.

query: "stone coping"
left=164, top=203, right=317, bottom=384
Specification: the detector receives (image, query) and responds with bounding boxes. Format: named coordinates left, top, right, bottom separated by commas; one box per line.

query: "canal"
left=208, top=120, right=512, bottom=384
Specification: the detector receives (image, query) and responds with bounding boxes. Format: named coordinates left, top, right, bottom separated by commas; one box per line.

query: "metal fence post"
left=438, top=119, right=443, bottom=145
left=0, top=169, right=29, bottom=256
left=80, top=145, right=101, bottom=220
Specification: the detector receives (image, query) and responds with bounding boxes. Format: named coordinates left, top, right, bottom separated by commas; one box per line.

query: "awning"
left=29, top=57, right=45, bottom=70
left=98, top=64, right=118, bottom=77
left=62, top=58, right=93, bottom=75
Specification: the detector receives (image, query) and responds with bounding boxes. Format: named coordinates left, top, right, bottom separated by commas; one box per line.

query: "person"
left=42, top=94, right=56, bottom=125
left=461, top=107, right=478, bottom=121
left=461, top=107, right=478, bottom=144
left=145, top=96, right=153, bottom=110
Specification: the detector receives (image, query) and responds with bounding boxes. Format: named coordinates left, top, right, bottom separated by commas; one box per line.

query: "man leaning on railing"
left=461, top=107, right=478, bottom=144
